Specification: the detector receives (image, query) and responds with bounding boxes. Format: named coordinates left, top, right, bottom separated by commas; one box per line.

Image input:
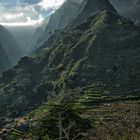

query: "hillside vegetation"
left=0, top=0, right=140, bottom=139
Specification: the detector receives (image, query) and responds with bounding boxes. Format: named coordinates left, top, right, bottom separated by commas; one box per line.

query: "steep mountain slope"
left=42, top=11, right=140, bottom=93
left=35, top=0, right=85, bottom=48
left=110, top=0, right=140, bottom=25
left=31, top=0, right=140, bottom=51
left=35, top=0, right=116, bottom=52
left=0, top=25, right=23, bottom=67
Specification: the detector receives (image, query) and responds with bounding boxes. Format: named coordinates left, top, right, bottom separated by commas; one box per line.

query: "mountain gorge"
left=0, top=0, right=140, bottom=139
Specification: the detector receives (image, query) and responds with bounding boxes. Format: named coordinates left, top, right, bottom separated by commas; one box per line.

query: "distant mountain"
left=0, top=42, right=11, bottom=74
left=29, top=23, right=47, bottom=52
left=0, top=25, right=23, bottom=73
left=6, top=26, right=36, bottom=54
left=0, top=25, right=23, bottom=64
left=35, top=0, right=85, bottom=48
left=110, top=0, right=140, bottom=25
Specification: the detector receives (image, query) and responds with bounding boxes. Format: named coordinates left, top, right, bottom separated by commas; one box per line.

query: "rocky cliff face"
left=35, top=0, right=84, bottom=48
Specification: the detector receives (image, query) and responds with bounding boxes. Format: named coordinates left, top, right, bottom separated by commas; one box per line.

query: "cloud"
left=0, top=0, right=65, bottom=26
left=0, top=13, right=25, bottom=22
left=38, top=0, right=65, bottom=10
left=0, top=4, right=42, bottom=26
left=1, top=17, right=44, bottom=26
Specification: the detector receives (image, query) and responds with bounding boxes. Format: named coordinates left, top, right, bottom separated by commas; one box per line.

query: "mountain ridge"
left=73, top=0, right=116, bottom=25
left=34, top=0, right=85, bottom=49
left=0, top=9, right=140, bottom=121
left=0, top=0, right=140, bottom=139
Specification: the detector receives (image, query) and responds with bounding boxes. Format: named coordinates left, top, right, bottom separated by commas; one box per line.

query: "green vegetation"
left=0, top=3, right=140, bottom=139
left=7, top=99, right=140, bottom=140
left=8, top=102, right=91, bottom=140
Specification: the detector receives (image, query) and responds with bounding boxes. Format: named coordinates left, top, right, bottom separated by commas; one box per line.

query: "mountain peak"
left=87, top=0, right=116, bottom=11
left=74, top=0, right=116, bottom=24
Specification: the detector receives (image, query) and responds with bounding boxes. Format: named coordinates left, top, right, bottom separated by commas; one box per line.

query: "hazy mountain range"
left=0, top=25, right=23, bottom=74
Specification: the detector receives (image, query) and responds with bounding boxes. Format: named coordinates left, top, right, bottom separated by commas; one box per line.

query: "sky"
left=0, top=0, right=65, bottom=26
